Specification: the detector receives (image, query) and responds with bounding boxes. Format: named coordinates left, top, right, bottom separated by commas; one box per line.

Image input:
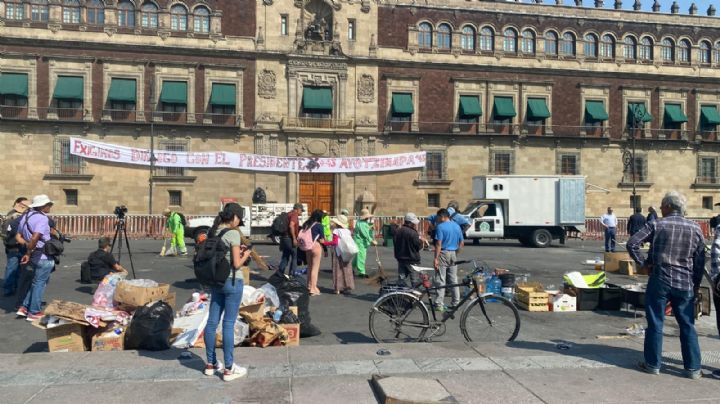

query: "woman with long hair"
left=203, top=203, right=251, bottom=382
left=301, top=209, right=325, bottom=295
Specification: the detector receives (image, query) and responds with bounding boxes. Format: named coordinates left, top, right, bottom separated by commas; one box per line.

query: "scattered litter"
left=555, top=341, right=572, bottom=350
left=376, top=348, right=391, bottom=356
left=624, top=324, right=645, bottom=337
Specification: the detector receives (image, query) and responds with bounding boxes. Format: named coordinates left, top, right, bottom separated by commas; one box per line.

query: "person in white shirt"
left=600, top=207, right=618, bottom=252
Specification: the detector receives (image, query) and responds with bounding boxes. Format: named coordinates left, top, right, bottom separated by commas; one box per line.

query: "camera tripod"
left=110, top=216, right=137, bottom=279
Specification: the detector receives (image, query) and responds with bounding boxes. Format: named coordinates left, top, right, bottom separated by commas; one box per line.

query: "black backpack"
left=176, top=212, right=187, bottom=227
left=193, top=228, right=235, bottom=288
left=271, top=212, right=290, bottom=236
left=2, top=215, right=21, bottom=248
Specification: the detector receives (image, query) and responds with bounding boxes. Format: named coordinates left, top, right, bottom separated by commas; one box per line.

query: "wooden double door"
left=299, top=173, right=335, bottom=213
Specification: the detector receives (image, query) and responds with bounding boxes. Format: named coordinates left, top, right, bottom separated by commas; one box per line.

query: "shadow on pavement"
left=137, top=348, right=207, bottom=374
left=23, top=342, right=47, bottom=353
left=75, top=286, right=95, bottom=295
left=334, top=331, right=375, bottom=344
left=172, top=278, right=202, bottom=291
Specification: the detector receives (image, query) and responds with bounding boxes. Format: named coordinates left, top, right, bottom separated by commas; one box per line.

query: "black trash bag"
left=277, top=304, right=300, bottom=324
left=125, top=301, right=174, bottom=351
left=268, top=270, right=321, bottom=338
left=252, top=187, right=267, bottom=204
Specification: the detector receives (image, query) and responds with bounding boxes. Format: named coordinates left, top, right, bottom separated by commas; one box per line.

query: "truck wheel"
left=530, top=229, right=552, bottom=248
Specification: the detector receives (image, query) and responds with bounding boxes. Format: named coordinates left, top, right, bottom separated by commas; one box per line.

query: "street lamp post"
left=148, top=78, right=157, bottom=215
left=623, top=105, right=642, bottom=210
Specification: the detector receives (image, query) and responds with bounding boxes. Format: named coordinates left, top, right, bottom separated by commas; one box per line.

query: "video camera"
left=114, top=205, right=128, bottom=219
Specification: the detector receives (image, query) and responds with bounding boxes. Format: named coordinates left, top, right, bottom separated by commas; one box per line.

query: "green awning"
left=159, top=81, right=187, bottom=104
left=585, top=100, right=609, bottom=122
left=302, top=87, right=333, bottom=111
left=701, top=106, right=720, bottom=125
left=628, top=103, right=652, bottom=124
left=0, top=73, right=28, bottom=97
left=53, top=76, right=84, bottom=100
left=663, top=103, right=688, bottom=123
left=209, top=83, right=236, bottom=106
left=527, top=98, right=551, bottom=120
left=391, top=93, right=414, bottom=115
left=107, top=78, right=136, bottom=102
left=459, top=95, right=482, bottom=117
left=493, top=96, right=516, bottom=118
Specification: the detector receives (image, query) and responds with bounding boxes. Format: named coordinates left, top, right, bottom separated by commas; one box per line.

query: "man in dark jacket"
left=627, top=207, right=647, bottom=236
left=393, top=212, right=425, bottom=287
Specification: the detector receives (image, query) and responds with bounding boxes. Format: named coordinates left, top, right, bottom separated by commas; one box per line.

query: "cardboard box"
left=604, top=252, right=631, bottom=273
left=47, top=323, right=88, bottom=352
left=90, top=328, right=125, bottom=352
left=163, top=292, right=176, bottom=310
left=114, top=282, right=170, bottom=310
left=289, top=306, right=298, bottom=316
left=550, top=293, right=577, bottom=312
left=618, top=260, right=636, bottom=276
left=280, top=323, right=300, bottom=346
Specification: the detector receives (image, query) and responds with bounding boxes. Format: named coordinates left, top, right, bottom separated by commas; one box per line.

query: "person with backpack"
left=199, top=203, right=251, bottom=382
left=2, top=197, right=28, bottom=296
left=163, top=208, right=187, bottom=256
left=298, top=209, right=326, bottom=296
left=322, top=215, right=356, bottom=295
left=426, top=200, right=470, bottom=239
left=353, top=209, right=376, bottom=279
left=277, top=203, right=303, bottom=275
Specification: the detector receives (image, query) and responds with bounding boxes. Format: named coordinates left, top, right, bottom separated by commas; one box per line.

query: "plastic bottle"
left=594, top=256, right=602, bottom=271
left=273, top=309, right=283, bottom=323
left=487, top=275, right=501, bottom=302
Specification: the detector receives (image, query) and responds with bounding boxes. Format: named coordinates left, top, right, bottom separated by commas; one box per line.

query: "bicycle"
left=368, top=259, right=521, bottom=343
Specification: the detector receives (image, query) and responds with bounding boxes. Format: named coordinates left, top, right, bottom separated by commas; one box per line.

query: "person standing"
left=16, top=195, right=55, bottom=321
left=393, top=212, right=424, bottom=287
left=600, top=207, right=617, bottom=252
left=2, top=197, right=28, bottom=296
left=647, top=206, right=658, bottom=224
left=163, top=208, right=187, bottom=256
left=353, top=209, right=376, bottom=279
left=341, top=208, right=354, bottom=231
left=432, top=209, right=464, bottom=311
left=627, top=207, right=647, bottom=237
left=323, top=215, right=355, bottom=295
left=628, top=192, right=705, bottom=380
left=300, top=209, right=325, bottom=296
left=278, top=203, right=303, bottom=275
left=203, top=203, right=251, bottom=382
left=427, top=201, right=470, bottom=239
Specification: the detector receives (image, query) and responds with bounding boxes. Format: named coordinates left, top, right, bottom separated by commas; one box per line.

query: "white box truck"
left=462, top=175, right=586, bottom=248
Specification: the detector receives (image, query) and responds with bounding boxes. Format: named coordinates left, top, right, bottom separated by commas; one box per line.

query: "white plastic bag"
left=249, top=283, right=280, bottom=308
left=337, top=229, right=359, bottom=262
left=92, top=272, right=127, bottom=308
left=216, top=316, right=250, bottom=346
left=241, top=285, right=257, bottom=306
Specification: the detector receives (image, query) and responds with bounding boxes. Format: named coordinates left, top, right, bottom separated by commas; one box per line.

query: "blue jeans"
left=4, top=249, right=22, bottom=295
left=278, top=236, right=297, bottom=275
left=204, top=276, right=244, bottom=368
left=644, top=275, right=701, bottom=371
left=604, top=227, right=616, bottom=252
left=22, top=259, right=54, bottom=314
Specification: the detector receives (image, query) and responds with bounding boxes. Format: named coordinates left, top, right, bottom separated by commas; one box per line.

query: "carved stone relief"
left=357, top=74, right=374, bottom=103
left=258, top=69, right=277, bottom=99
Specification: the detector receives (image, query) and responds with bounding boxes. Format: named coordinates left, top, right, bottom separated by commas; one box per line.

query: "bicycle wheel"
left=460, top=295, right=520, bottom=342
left=369, top=292, right=430, bottom=343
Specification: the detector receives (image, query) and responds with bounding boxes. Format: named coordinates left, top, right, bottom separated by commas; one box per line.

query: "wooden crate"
left=515, top=283, right=549, bottom=312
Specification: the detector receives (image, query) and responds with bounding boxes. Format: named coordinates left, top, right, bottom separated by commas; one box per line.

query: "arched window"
left=662, top=38, right=675, bottom=62
left=193, top=6, right=210, bottom=33
left=521, top=30, right=535, bottom=55
left=700, top=41, right=711, bottom=64
left=544, top=31, right=558, bottom=56
left=5, top=0, right=24, bottom=20
left=479, top=27, right=494, bottom=51
left=639, top=37, right=653, bottom=61
left=600, top=34, right=614, bottom=58
left=584, top=34, right=598, bottom=58
left=503, top=28, right=517, bottom=53
left=460, top=26, right=475, bottom=51
left=623, top=36, right=636, bottom=60
left=418, top=22, right=432, bottom=49
left=561, top=32, right=576, bottom=56
left=437, top=23, right=451, bottom=50
left=678, top=39, right=691, bottom=63
left=141, top=2, right=158, bottom=28
left=63, top=0, right=81, bottom=24
left=714, top=42, right=720, bottom=64
left=170, top=4, right=187, bottom=31
left=117, top=0, right=134, bottom=27
left=86, top=0, right=104, bottom=25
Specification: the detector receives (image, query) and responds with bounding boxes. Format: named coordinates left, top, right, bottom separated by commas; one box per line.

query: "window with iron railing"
left=169, top=190, right=182, bottom=206
left=64, top=189, right=78, bottom=206
left=53, top=138, right=85, bottom=175
left=427, top=193, right=440, bottom=208
left=703, top=196, right=714, bottom=210
left=492, top=152, right=512, bottom=175
left=559, top=154, right=579, bottom=175
left=422, top=151, right=445, bottom=180
left=622, top=155, right=647, bottom=183
left=156, top=141, right=187, bottom=177
left=698, top=157, right=718, bottom=184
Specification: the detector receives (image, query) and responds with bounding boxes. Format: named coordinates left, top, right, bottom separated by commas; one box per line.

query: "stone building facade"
left=1, top=0, right=720, bottom=218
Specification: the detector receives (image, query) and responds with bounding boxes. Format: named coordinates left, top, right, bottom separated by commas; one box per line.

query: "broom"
left=241, top=235, right=269, bottom=270
left=159, top=238, right=168, bottom=257
left=366, top=245, right=388, bottom=286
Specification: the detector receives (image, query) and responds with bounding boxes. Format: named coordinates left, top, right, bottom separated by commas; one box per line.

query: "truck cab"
left=462, top=201, right=505, bottom=239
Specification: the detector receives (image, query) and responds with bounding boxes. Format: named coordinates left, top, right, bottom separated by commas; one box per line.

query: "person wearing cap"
left=279, top=203, right=303, bottom=275
left=2, top=197, right=28, bottom=296
left=353, top=208, right=376, bottom=278
left=163, top=208, right=187, bottom=256
left=426, top=200, right=470, bottom=239
left=340, top=208, right=354, bottom=230
left=15, top=195, right=55, bottom=321
left=323, top=215, right=355, bottom=294
left=393, top=212, right=425, bottom=287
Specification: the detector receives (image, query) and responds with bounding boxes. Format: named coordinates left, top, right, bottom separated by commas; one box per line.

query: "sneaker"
left=637, top=361, right=660, bottom=375
left=180, top=251, right=188, bottom=256
left=204, top=360, right=224, bottom=376
left=685, top=369, right=702, bottom=380
left=15, top=307, right=27, bottom=317
left=26, top=312, right=44, bottom=322
left=433, top=304, right=447, bottom=313
left=711, top=370, right=720, bottom=379
left=223, top=364, right=248, bottom=382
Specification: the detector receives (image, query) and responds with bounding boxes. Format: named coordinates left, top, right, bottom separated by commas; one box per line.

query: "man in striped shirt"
left=627, top=191, right=705, bottom=380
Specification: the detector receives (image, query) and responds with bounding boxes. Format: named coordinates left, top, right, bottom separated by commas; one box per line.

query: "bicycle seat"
left=410, top=265, right=435, bottom=273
